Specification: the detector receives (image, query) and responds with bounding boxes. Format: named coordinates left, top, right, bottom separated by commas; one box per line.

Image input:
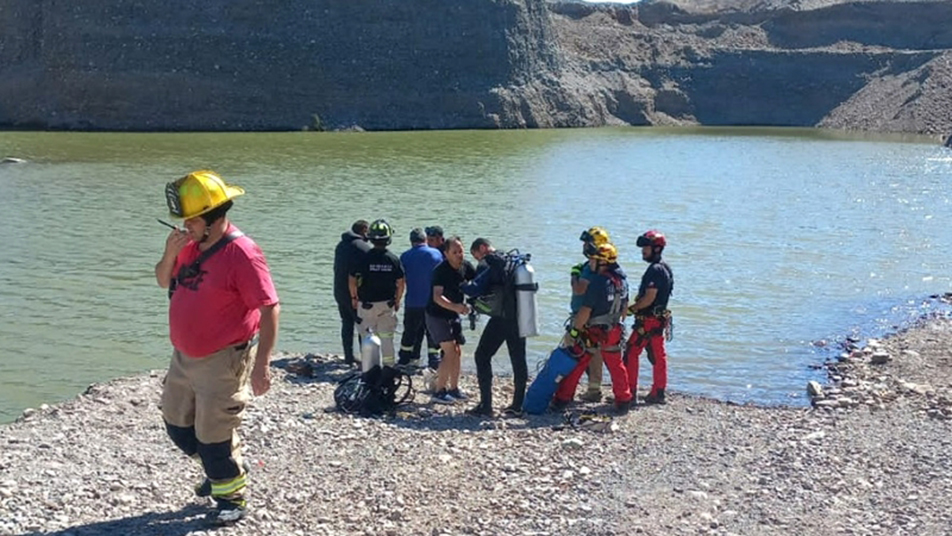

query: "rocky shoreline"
left=3, top=318, right=952, bottom=536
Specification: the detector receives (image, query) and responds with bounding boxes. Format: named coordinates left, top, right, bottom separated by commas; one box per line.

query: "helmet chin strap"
left=198, top=217, right=224, bottom=244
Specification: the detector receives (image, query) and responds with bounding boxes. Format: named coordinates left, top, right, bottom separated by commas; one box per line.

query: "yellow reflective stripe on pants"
left=211, top=473, right=247, bottom=498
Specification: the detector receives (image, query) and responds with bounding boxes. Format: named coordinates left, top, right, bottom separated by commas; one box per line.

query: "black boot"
left=643, top=388, right=666, bottom=405
left=614, top=399, right=632, bottom=415
left=466, top=403, right=495, bottom=418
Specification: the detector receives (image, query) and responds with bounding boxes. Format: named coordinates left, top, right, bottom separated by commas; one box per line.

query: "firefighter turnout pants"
left=358, top=300, right=398, bottom=366
left=625, top=316, right=667, bottom=397
left=554, top=324, right=632, bottom=404
left=161, top=342, right=256, bottom=502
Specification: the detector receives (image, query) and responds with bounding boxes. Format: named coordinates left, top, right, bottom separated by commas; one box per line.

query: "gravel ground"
left=2, top=320, right=952, bottom=536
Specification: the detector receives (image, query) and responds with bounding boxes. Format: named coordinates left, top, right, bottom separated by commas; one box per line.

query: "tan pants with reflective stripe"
left=358, top=301, right=398, bottom=365
left=161, top=343, right=255, bottom=463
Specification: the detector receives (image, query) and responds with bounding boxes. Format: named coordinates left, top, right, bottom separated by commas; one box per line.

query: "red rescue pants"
left=555, top=324, right=632, bottom=404
left=625, top=316, right=667, bottom=397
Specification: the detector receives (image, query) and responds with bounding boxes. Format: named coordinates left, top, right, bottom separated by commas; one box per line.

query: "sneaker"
left=580, top=390, right=602, bottom=403
left=549, top=398, right=569, bottom=412
left=447, top=388, right=469, bottom=401
left=465, top=404, right=495, bottom=417
left=430, top=390, right=455, bottom=405
left=643, top=388, right=666, bottom=405
left=208, top=498, right=247, bottom=526
left=501, top=406, right=524, bottom=419
left=195, top=461, right=252, bottom=498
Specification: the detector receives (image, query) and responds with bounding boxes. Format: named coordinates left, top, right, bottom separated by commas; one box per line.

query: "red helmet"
left=636, top=230, right=666, bottom=248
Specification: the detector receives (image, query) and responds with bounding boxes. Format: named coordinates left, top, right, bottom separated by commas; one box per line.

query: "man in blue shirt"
left=398, top=228, right=444, bottom=369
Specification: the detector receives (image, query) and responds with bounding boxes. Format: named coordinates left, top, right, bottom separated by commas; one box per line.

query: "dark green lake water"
left=1, top=127, right=949, bottom=422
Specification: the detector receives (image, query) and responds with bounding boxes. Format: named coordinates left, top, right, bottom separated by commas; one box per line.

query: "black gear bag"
left=334, top=365, right=414, bottom=417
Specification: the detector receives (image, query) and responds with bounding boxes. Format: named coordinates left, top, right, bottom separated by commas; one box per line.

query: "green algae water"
left=1, top=128, right=950, bottom=423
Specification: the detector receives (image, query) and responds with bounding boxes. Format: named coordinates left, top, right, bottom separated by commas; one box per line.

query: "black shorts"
left=425, top=313, right=465, bottom=345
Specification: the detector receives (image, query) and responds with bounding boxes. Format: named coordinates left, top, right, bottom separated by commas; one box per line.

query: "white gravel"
left=3, top=320, right=952, bottom=536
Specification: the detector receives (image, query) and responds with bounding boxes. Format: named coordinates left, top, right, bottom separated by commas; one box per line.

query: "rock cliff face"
left=545, top=0, right=952, bottom=138
left=0, top=0, right=950, bottom=138
left=0, top=0, right=560, bottom=130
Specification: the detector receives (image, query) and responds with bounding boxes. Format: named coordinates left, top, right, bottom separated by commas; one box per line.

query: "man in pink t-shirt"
left=154, top=170, right=279, bottom=526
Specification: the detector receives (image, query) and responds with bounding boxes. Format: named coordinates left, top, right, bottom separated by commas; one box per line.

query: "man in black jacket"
left=334, top=220, right=370, bottom=365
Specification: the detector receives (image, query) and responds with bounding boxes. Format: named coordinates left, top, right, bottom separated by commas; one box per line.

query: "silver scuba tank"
left=360, top=329, right=382, bottom=372
left=513, top=257, right=539, bottom=338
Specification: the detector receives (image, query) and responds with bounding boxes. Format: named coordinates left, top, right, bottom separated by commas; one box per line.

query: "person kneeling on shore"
left=154, top=171, right=280, bottom=525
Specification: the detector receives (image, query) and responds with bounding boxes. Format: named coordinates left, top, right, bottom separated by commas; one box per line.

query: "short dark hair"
left=425, top=225, right=444, bottom=238
left=352, top=220, right=369, bottom=234
left=470, top=237, right=492, bottom=253
left=201, top=200, right=233, bottom=225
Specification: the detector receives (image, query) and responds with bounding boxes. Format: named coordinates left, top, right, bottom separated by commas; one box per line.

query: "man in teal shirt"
left=570, top=226, right=611, bottom=402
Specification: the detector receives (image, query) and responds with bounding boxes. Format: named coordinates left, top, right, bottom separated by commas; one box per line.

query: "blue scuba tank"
left=523, top=347, right=579, bottom=414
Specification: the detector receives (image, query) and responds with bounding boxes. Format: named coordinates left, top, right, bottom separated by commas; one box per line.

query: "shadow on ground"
left=19, top=504, right=212, bottom=536
left=274, top=354, right=629, bottom=434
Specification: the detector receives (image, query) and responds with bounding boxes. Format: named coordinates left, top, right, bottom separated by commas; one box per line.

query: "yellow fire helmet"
left=581, top=226, right=612, bottom=258
left=590, top=242, right=618, bottom=264
left=165, top=170, right=245, bottom=219
left=580, top=226, right=611, bottom=247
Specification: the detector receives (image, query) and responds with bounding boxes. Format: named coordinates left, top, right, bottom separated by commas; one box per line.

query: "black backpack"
left=472, top=250, right=528, bottom=319
left=334, top=365, right=414, bottom=417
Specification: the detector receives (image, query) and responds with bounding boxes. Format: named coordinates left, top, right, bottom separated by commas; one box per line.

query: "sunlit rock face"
left=1, top=0, right=950, bottom=136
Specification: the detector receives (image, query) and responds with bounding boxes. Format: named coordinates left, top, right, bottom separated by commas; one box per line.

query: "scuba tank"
left=513, top=254, right=539, bottom=338
left=523, top=346, right=578, bottom=414
left=360, top=329, right=382, bottom=372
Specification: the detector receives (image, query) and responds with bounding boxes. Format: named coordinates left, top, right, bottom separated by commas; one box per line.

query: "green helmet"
left=368, top=219, right=394, bottom=245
